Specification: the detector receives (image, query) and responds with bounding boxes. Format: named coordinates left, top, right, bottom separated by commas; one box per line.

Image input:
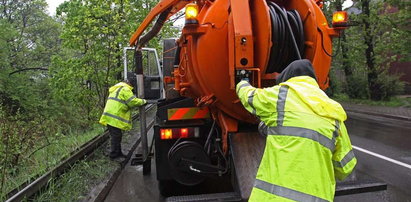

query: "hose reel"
left=265, top=1, right=305, bottom=74
left=168, top=141, right=210, bottom=186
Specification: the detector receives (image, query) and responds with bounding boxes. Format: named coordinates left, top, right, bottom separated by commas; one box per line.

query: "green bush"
left=326, top=68, right=344, bottom=97
left=375, top=70, right=404, bottom=100
left=345, top=73, right=369, bottom=99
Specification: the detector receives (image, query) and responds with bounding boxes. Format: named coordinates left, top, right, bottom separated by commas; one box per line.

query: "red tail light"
left=180, top=128, right=188, bottom=138
left=160, top=127, right=199, bottom=140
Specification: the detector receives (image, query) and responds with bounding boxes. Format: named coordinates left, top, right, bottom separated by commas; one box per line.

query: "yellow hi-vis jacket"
left=236, top=76, right=356, bottom=202
left=99, top=82, right=146, bottom=130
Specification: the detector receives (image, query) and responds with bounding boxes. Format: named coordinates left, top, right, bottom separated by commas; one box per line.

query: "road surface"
left=340, top=112, right=411, bottom=201
left=104, top=111, right=411, bottom=201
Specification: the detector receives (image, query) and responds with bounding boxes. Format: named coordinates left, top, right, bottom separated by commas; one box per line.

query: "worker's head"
left=125, top=72, right=138, bottom=89
left=276, top=59, right=317, bottom=85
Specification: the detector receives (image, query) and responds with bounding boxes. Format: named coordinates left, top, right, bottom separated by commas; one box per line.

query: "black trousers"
left=108, top=125, right=123, bottom=157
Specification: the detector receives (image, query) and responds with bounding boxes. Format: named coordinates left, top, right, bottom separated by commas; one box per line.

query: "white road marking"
left=353, top=145, right=411, bottom=170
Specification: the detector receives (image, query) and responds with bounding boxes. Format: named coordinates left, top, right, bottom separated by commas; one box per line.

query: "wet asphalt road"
left=104, top=124, right=163, bottom=202
left=344, top=112, right=411, bottom=201
left=104, top=112, right=411, bottom=201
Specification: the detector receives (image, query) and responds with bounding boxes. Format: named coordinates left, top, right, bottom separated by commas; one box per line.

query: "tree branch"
left=9, top=68, right=48, bottom=76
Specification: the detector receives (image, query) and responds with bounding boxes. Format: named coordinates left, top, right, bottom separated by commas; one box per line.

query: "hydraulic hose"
left=265, top=2, right=305, bottom=73
left=138, top=8, right=171, bottom=48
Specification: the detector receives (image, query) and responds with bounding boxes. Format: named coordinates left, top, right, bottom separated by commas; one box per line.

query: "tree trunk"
left=335, top=0, right=352, bottom=78
left=361, top=0, right=381, bottom=100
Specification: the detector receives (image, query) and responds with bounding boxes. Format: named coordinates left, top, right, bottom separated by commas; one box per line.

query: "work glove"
left=146, top=99, right=158, bottom=104
left=235, top=70, right=250, bottom=85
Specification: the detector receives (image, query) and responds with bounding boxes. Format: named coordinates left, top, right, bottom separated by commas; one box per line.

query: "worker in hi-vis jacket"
left=236, top=59, right=356, bottom=202
left=99, top=73, right=153, bottom=160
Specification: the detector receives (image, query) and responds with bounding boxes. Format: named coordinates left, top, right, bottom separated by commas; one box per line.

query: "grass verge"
left=332, top=94, right=411, bottom=108
left=1, top=125, right=105, bottom=200
left=32, top=148, right=117, bottom=201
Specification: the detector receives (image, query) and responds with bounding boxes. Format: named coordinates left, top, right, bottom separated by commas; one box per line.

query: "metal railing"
left=5, top=104, right=155, bottom=202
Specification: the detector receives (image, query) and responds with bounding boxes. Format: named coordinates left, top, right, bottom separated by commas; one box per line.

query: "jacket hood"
left=109, top=82, right=133, bottom=94
left=276, top=59, right=317, bottom=84
left=281, top=76, right=347, bottom=122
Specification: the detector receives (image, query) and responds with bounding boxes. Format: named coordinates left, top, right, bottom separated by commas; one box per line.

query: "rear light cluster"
left=160, top=127, right=200, bottom=140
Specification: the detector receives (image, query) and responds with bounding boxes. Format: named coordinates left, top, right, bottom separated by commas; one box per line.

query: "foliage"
left=0, top=109, right=104, bottom=199
left=34, top=149, right=117, bottom=202
left=50, top=0, right=178, bottom=122
left=333, top=93, right=411, bottom=108
left=325, top=67, right=344, bottom=97
left=0, top=106, right=57, bottom=198
left=0, top=0, right=61, bottom=114
left=345, top=70, right=370, bottom=99
left=1, top=0, right=178, bottom=199
left=323, top=0, right=409, bottom=100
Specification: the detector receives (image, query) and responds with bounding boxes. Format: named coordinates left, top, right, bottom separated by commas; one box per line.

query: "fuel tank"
left=174, top=0, right=336, bottom=124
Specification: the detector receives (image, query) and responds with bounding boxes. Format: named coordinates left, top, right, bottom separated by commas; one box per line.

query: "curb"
left=84, top=134, right=142, bottom=202
left=345, top=109, right=411, bottom=122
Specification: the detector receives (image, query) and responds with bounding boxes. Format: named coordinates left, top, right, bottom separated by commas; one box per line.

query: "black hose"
left=204, top=121, right=216, bottom=155
left=265, top=2, right=305, bottom=74
left=173, top=45, right=181, bottom=66
left=138, top=8, right=171, bottom=48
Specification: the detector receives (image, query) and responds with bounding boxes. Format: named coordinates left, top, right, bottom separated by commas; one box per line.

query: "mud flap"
left=229, top=132, right=265, bottom=200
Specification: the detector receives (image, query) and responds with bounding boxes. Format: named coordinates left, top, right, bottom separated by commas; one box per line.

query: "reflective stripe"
left=168, top=107, right=211, bottom=120
left=248, top=90, right=256, bottom=115
left=331, top=120, right=340, bottom=145
left=254, top=179, right=328, bottom=202
left=103, top=112, right=131, bottom=124
left=276, top=86, right=289, bottom=126
left=125, top=95, right=136, bottom=104
left=258, top=121, right=268, bottom=137
left=333, top=150, right=356, bottom=168
left=237, top=82, right=251, bottom=94
left=108, top=97, right=127, bottom=105
left=115, top=86, right=124, bottom=98
left=268, top=126, right=335, bottom=152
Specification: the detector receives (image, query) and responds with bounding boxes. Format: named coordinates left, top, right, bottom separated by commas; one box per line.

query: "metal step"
left=165, top=192, right=241, bottom=202
left=336, top=171, right=387, bottom=196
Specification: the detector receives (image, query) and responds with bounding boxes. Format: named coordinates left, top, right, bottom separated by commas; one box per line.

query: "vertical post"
left=135, top=50, right=149, bottom=161
left=123, top=47, right=128, bottom=80
left=137, top=75, right=148, bottom=160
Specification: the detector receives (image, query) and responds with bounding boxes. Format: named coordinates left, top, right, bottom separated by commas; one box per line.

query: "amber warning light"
left=185, top=3, right=199, bottom=24
left=332, top=11, right=348, bottom=28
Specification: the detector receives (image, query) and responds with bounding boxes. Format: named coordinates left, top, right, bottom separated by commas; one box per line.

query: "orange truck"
left=127, top=0, right=369, bottom=200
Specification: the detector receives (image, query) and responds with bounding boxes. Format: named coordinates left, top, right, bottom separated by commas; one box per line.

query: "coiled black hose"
left=265, top=1, right=305, bottom=73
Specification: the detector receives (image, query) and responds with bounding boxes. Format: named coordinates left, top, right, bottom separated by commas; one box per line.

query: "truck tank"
left=130, top=0, right=342, bottom=151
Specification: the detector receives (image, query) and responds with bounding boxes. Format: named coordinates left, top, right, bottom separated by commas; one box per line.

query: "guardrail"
left=5, top=104, right=156, bottom=202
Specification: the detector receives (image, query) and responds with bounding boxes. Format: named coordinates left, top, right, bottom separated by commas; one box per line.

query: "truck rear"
left=126, top=0, right=386, bottom=200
